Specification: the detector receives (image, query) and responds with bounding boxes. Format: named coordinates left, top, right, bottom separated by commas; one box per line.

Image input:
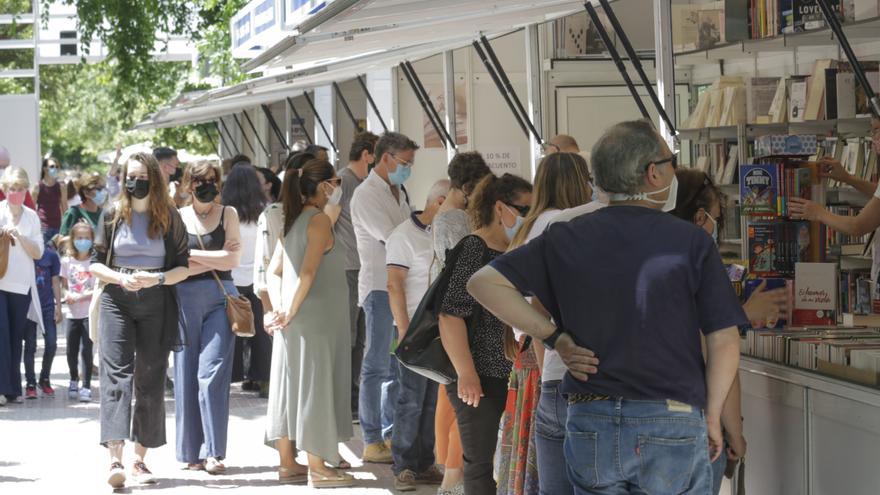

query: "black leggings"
left=66, top=317, right=94, bottom=389
left=231, top=284, right=271, bottom=383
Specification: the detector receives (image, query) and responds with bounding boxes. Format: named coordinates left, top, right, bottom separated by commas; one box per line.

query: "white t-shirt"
left=351, top=171, right=411, bottom=304
left=535, top=200, right=607, bottom=383
left=61, top=256, right=94, bottom=320
left=232, top=221, right=258, bottom=287
left=386, top=214, right=433, bottom=320
left=0, top=201, right=43, bottom=295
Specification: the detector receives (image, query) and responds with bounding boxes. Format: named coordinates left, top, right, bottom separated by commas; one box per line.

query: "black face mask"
left=194, top=182, right=219, bottom=203
left=125, top=178, right=150, bottom=199
left=168, top=167, right=182, bottom=183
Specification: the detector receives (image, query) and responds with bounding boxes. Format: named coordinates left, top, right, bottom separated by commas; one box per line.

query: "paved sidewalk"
left=0, top=335, right=437, bottom=494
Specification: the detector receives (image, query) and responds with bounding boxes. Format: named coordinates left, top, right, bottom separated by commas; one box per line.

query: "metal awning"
left=135, top=36, right=473, bottom=129
left=243, top=0, right=586, bottom=73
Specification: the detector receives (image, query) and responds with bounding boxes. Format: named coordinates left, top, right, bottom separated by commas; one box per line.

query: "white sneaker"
left=79, top=388, right=92, bottom=402
left=0, top=395, right=6, bottom=406
left=68, top=380, right=79, bottom=399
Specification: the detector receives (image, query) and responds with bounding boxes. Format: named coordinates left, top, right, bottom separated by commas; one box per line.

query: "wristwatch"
left=542, top=327, right=566, bottom=350
left=157, top=272, right=166, bottom=286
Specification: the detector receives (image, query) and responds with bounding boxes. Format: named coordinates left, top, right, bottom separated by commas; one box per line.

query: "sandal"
left=332, top=459, right=351, bottom=470
left=310, top=469, right=354, bottom=489
left=205, top=458, right=226, bottom=475
left=279, top=466, right=309, bottom=485
left=185, top=462, right=205, bottom=471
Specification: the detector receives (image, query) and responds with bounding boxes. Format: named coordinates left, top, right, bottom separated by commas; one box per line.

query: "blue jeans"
left=173, top=278, right=236, bottom=463
left=536, top=381, right=574, bottom=495
left=565, top=398, right=713, bottom=495
left=391, top=361, right=438, bottom=475
left=710, top=441, right=727, bottom=494
left=0, top=290, right=30, bottom=398
left=23, top=307, right=57, bottom=385
left=42, top=227, right=59, bottom=246
left=359, top=290, right=399, bottom=444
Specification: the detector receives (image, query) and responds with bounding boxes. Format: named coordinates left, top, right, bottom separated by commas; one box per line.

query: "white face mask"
left=326, top=183, right=342, bottom=205
left=610, top=174, right=678, bottom=212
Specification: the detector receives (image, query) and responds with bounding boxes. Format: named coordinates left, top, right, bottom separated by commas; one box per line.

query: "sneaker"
left=416, top=465, right=444, bottom=485
left=38, top=380, right=54, bottom=397
left=131, top=461, right=157, bottom=484
left=241, top=380, right=258, bottom=392
left=394, top=469, right=418, bottom=491
left=79, top=388, right=92, bottom=402
left=68, top=380, right=79, bottom=399
left=25, top=385, right=37, bottom=400
left=0, top=395, right=6, bottom=406
left=361, top=441, right=393, bottom=464
left=107, top=462, right=126, bottom=489
left=11, top=396, right=23, bottom=404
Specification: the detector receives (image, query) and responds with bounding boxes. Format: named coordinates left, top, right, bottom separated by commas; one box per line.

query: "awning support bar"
left=303, top=91, right=340, bottom=154
left=357, top=74, right=389, bottom=133
left=471, top=40, right=529, bottom=139
left=405, top=61, right=457, bottom=149
left=231, top=114, right=257, bottom=156
left=479, top=35, right=544, bottom=145
left=261, top=104, right=291, bottom=152
left=398, top=62, right=448, bottom=150
left=242, top=110, right=270, bottom=157
left=597, top=0, right=677, bottom=135
left=217, top=118, right=240, bottom=155
left=285, top=97, right=315, bottom=146
left=199, top=124, right=218, bottom=156
left=400, top=61, right=456, bottom=150
left=583, top=2, right=651, bottom=123
left=333, top=81, right=362, bottom=131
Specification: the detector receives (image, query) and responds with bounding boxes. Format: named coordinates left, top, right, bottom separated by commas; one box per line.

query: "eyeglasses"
left=324, top=177, right=342, bottom=187
left=505, top=203, right=530, bottom=216
left=391, top=155, right=413, bottom=167
left=191, top=177, right=217, bottom=186
left=643, top=154, right=678, bottom=170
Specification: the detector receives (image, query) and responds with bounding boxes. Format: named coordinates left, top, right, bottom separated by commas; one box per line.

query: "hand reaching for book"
left=789, top=197, right=822, bottom=222
left=817, top=157, right=849, bottom=183
left=743, top=280, right=788, bottom=328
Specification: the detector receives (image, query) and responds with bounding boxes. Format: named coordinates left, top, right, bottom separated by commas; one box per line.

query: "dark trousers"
left=346, top=269, right=366, bottom=413
left=0, top=290, right=30, bottom=398
left=447, top=376, right=508, bottom=495
left=99, top=284, right=169, bottom=448
left=23, top=307, right=57, bottom=385
left=231, top=284, right=271, bottom=383
left=391, top=362, right=438, bottom=475
left=66, top=317, right=94, bottom=388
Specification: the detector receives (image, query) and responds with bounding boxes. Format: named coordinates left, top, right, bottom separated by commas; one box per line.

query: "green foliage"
left=0, top=0, right=32, bottom=14
left=196, top=0, right=249, bottom=85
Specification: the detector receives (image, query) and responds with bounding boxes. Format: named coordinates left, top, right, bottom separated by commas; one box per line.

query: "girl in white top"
left=0, top=167, right=45, bottom=406
left=61, top=220, right=97, bottom=402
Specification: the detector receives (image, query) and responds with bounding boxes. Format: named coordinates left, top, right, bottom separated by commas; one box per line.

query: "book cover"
left=747, top=77, right=781, bottom=123
left=805, top=60, right=834, bottom=120
left=722, top=145, right=739, bottom=185
left=836, top=71, right=856, bottom=119
left=748, top=222, right=780, bottom=277
left=793, top=262, right=838, bottom=326
left=769, top=77, right=788, bottom=123
left=855, top=277, right=871, bottom=315
left=789, top=78, right=808, bottom=122
left=791, top=0, right=843, bottom=32
left=673, top=4, right=700, bottom=51
left=698, top=10, right=725, bottom=50
left=741, top=163, right=779, bottom=215
left=825, top=67, right=839, bottom=120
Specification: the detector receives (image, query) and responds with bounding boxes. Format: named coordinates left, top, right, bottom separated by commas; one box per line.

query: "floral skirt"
left=494, top=342, right=540, bottom=495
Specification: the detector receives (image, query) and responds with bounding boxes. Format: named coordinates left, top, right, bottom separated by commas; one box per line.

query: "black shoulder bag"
left=395, top=235, right=491, bottom=385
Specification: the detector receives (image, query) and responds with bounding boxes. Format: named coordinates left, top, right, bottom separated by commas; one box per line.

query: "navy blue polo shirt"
left=491, top=205, right=747, bottom=409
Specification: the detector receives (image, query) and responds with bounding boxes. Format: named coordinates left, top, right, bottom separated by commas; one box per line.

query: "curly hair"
left=447, top=151, right=491, bottom=195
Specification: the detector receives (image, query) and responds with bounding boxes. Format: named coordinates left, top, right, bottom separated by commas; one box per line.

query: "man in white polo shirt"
left=350, top=132, right=417, bottom=463
left=386, top=179, right=449, bottom=490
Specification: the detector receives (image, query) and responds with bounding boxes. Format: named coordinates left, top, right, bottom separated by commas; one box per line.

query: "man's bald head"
left=548, top=134, right=580, bottom=154
left=0, top=146, right=10, bottom=170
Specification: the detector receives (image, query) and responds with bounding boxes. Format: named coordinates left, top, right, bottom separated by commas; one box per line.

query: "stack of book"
left=826, top=206, right=870, bottom=252
left=684, top=77, right=747, bottom=129
left=742, top=327, right=880, bottom=370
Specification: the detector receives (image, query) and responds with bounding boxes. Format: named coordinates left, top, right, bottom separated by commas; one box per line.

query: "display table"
left=739, top=356, right=880, bottom=495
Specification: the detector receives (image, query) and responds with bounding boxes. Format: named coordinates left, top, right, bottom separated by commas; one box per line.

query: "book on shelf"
left=722, top=145, right=740, bottom=184
left=747, top=220, right=813, bottom=277
left=747, top=77, right=782, bottom=124
left=788, top=76, right=808, bottom=123
left=839, top=269, right=872, bottom=315
left=755, top=134, right=818, bottom=156
left=804, top=59, right=834, bottom=121
left=768, top=77, right=788, bottom=123
left=789, top=0, right=844, bottom=33
left=793, top=262, right=838, bottom=326
left=698, top=9, right=726, bottom=50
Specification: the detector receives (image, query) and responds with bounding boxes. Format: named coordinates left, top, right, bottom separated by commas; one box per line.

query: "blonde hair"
left=65, top=220, right=95, bottom=257
left=182, top=161, right=222, bottom=193
left=1, top=167, right=30, bottom=191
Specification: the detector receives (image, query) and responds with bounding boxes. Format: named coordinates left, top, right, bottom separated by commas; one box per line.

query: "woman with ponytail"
left=264, top=159, right=354, bottom=489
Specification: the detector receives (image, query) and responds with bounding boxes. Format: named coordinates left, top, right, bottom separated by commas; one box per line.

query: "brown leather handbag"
left=0, top=232, right=11, bottom=278
left=194, top=215, right=255, bottom=338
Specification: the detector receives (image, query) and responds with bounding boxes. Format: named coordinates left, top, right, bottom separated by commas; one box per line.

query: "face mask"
left=388, top=162, right=412, bottom=186
left=194, top=182, right=219, bottom=203
left=704, top=213, right=718, bottom=244
left=93, top=188, right=108, bottom=205
left=6, top=190, right=25, bottom=206
left=169, top=167, right=182, bottom=183
left=126, top=178, right=150, bottom=200
left=74, top=238, right=93, bottom=253
left=502, top=205, right=524, bottom=241
left=48, top=167, right=58, bottom=178
left=609, top=174, right=678, bottom=212
left=326, top=183, right=342, bottom=205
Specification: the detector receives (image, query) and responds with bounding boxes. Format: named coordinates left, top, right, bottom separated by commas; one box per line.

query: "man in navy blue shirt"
left=468, top=120, right=745, bottom=494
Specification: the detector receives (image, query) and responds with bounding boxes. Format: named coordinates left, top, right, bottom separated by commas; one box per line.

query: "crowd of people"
left=0, top=119, right=806, bottom=494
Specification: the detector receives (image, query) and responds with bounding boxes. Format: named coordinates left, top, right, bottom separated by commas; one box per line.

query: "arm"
left=187, top=207, right=242, bottom=270
left=60, top=182, right=68, bottom=216
left=721, top=374, right=746, bottom=462
left=387, top=266, right=410, bottom=340
left=704, top=327, right=741, bottom=462
left=467, top=265, right=598, bottom=380
left=253, top=210, right=272, bottom=311
left=266, top=239, right=284, bottom=313
left=439, top=313, right=482, bottom=406
left=281, top=213, right=332, bottom=326
left=791, top=196, right=880, bottom=236
left=6, top=213, right=44, bottom=260
left=52, top=275, right=63, bottom=323
left=820, top=156, right=877, bottom=197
